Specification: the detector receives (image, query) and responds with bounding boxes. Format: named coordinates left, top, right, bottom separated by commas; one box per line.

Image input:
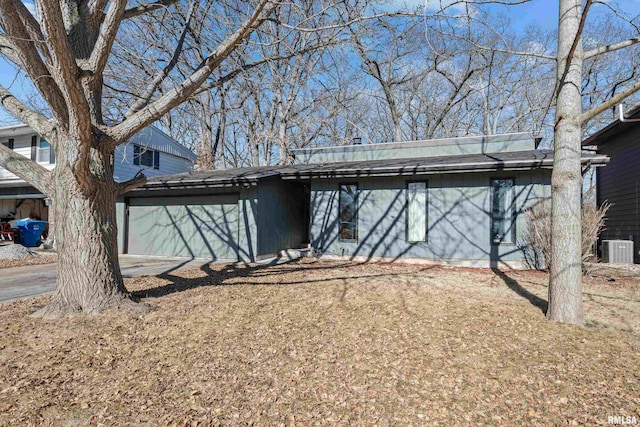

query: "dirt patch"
left=0, top=260, right=638, bottom=425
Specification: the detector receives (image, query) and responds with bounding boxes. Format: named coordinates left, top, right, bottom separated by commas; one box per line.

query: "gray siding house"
left=583, top=105, right=640, bottom=263
left=119, top=132, right=607, bottom=268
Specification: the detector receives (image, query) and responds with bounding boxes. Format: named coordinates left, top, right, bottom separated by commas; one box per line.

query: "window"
left=406, top=181, right=427, bottom=242
left=339, top=184, right=358, bottom=241
left=491, top=178, right=515, bottom=244
left=134, top=145, right=160, bottom=169
left=37, top=140, right=52, bottom=163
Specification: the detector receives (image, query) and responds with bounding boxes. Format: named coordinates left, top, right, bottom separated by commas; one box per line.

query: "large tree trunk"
left=548, top=0, right=584, bottom=325
left=32, top=138, right=145, bottom=317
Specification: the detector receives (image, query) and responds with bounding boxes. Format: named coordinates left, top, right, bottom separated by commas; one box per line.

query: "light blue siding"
left=114, top=144, right=193, bottom=182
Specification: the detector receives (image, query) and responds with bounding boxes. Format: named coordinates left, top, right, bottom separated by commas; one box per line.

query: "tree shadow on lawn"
left=491, top=268, right=548, bottom=314
left=132, top=258, right=438, bottom=300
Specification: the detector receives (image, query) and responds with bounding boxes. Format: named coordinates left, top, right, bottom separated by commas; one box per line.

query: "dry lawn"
left=0, top=260, right=638, bottom=426
left=0, top=255, right=57, bottom=269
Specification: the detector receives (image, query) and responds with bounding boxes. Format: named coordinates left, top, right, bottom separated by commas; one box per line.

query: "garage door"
left=127, top=195, right=239, bottom=261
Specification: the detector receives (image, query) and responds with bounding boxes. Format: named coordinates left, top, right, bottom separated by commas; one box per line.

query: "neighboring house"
left=0, top=124, right=196, bottom=222
left=583, top=105, right=640, bottom=263
left=118, top=132, right=607, bottom=268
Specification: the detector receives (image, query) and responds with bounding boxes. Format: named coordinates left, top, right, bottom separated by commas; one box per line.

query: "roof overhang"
left=280, top=154, right=608, bottom=180
left=135, top=150, right=608, bottom=191
left=583, top=103, right=640, bottom=146
left=131, top=179, right=260, bottom=192
left=0, top=194, right=45, bottom=200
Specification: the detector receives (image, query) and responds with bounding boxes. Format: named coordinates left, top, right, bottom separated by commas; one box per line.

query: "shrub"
left=522, top=199, right=611, bottom=270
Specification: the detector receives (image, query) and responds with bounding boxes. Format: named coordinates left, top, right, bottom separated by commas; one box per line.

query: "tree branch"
left=115, top=170, right=147, bottom=195
left=88, top=0, right=109, bottom=26
left=584, top=36, right=640, bottom=59
left=0, top=34, right=23, bottom=65
left=0, top=85, right=53, bottom=135
left=565, top=0, right=592, bottom=66
left=579, top=79, right=640, bottom=123
left=0, top=142, right=52, bottom=194
left=37, top=0, right=91, bottom=138
left=190, top=40, right=340, bottom=98
left=87, top=0, right=127, bottom=76
left=109, top=0, right=276, bottom=143
left=13, top=0, right=50, bottom=63
left=0, top=0, right=68, bottom=124
left=123, top=0, right=177, bottom=20
left=124, top=1, right=195, bottom=117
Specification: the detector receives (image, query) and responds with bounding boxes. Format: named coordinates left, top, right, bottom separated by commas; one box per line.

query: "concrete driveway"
left=0, top=256, right=206, bottom=304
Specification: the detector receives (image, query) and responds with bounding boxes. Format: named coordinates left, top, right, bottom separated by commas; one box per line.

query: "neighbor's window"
left=491, top=178, right=515, bottom=244
left=406, top=181, right=427, bottom=242
left=134, top=145, right=160, bottom=169
left=38, top=140, right=52, bottom=163
left=339, top=184, right=358, bottom=241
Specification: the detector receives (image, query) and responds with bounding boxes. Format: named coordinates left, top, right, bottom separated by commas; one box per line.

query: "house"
left=118, top=132, right=607, bottom=268
left=0, top=124, right=196, bottom=222
left=583, top=105, right=640, bottom=263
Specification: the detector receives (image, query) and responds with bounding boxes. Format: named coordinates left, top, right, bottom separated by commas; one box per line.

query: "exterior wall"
left=256, top=178, right=308, bottom=258
left=596, top=129, right=640, bottom=263
left=0, top=125, right=195, bottom=184
left=117, top=179, right=309, bottom=263
left=116, top=200, right=126, bottom=254
left=293, top=133, right=535, bottom=164
left=114, top=144, right=194, bottom=181
left=310, top=170, right=551, bottom=267
left=238, top=186, right=259, bottom=263
left=0, top=134, right=54, bottom=181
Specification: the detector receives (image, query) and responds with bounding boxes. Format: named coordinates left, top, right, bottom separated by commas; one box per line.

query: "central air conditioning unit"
left=601, top=240, right=634, bottom=264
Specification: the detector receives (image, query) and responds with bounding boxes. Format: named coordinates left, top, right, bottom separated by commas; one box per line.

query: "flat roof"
left=139, top=150, right=608, bottom=190
left=290, top=132, right=534, bottom=156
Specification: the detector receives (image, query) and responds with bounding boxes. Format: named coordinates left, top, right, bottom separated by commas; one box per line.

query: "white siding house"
left=0, top=124, right=195, bottom=221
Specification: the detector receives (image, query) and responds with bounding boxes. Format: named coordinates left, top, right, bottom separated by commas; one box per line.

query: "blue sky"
left=2, top=0, right=640, bottom=123
left=388, top=0, right=640, bottom=30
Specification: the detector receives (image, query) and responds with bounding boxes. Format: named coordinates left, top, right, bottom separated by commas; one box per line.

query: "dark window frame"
left=133, top=144, right=160, bottom=169
left=338, top=183, right=358, bottom=242
left=490, top=177, right=516, bottom=245
left=405, top=180, right=428, bottom=243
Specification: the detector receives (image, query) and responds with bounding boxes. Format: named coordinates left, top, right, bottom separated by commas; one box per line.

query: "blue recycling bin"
left=17, top=220, right=47, bottom=247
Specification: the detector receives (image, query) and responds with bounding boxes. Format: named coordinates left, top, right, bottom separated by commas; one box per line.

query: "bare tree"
left=547, top=0, right=640, bottom=324
left=0, top=0, right=283, bottom=316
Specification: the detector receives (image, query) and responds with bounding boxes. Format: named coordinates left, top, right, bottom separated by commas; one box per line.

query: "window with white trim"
left=37, top=140, right=52, bottom=163
left=406, top=181, right=428, bottom=242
